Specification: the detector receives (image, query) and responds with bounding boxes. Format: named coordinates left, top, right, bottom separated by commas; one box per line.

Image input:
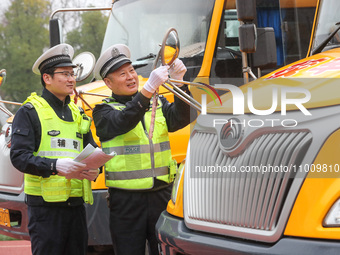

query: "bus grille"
left=186, top=131, right=312, bottom=234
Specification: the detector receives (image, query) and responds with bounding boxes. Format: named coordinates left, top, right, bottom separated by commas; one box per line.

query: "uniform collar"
left=42, top=88, right=71, bottom=107
left=111, top=92, right=138, bottom=104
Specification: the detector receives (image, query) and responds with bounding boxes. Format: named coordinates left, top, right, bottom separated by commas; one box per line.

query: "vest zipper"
left=61, top=101, right=66, bottom=119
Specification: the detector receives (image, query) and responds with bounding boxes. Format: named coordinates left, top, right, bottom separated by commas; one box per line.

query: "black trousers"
left=27, top=204, right=88, bottom=255
left=108, top=185, right=172, bottom=255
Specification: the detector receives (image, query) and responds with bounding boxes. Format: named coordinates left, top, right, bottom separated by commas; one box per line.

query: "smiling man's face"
left=43, top=66, right=76, bottom=102
left=104, top=63, right=139, bottom=96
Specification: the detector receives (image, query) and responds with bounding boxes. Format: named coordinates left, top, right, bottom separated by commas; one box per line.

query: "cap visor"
left=55, top=63, right=77, bottom=68
left=107, top=59, right=132, bottom=75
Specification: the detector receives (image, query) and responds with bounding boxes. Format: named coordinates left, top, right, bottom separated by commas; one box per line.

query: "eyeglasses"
left=53, top=71, right=77, bottom=79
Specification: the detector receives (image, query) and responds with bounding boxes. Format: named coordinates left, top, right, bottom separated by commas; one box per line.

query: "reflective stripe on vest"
left=101, top=98, right=173, bottom=190
left=23, top=93, right=93, bottom=204
left=106, top=166, right=169, bottom=180
left=37, top=150, right=80, bottom=158
left=102, top=141, right=170, bottom=155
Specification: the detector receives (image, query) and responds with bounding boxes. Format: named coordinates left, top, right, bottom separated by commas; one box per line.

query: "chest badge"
left=48, top=130, right=61, bottom=136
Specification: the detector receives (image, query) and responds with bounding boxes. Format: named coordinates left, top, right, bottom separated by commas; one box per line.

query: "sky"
left=0, top=0, right=113, bottom=33
left=1, top=0, right=113, bottom=16
left=1, top=0, right=112, bottom=6
left=63, top=0, right=112, bottom=8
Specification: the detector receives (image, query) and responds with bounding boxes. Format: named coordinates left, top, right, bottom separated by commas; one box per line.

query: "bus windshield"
left=102, top=0, right=215, bottom=76
left=210, top=0, right=316, bottom=84
left=311, top=0, right=340, bottom=53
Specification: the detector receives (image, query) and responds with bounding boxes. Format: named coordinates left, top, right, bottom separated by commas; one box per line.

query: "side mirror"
left=49, top=19, right=63, bottom=47
left=251, top=27, right=277, bottom=69
left=153, top=27, right=220, bottom=112
left=236, top=0, right=257, bottom=54
left=73, top=52, right=96, bottom=82
left=236, top=0, right=256, bottom=22
left=160, top=28, right=180, bottom=66
left=0, top=70, right=6, bottom=88
left=238, top=24, right=257, bottom=53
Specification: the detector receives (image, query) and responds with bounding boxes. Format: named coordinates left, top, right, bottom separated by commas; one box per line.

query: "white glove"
left=81, top=169, right=100, bottom=181
left=61, top=171, right=85, bottom=180
left=143, top=65, right=169, bottom=93
left=56, top=158, right=87, bottom=179
left=169, top=59, right=187, bottom=81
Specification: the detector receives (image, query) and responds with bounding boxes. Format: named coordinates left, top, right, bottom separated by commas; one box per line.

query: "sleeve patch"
left=13, top=128, right=29, bottom=136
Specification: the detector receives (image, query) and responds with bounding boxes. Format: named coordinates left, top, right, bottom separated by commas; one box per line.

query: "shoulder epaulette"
left=78, top=106, right=85, bottom=114
left=103, top=98, right=115, bottom=103
left=23, top=102, right=34, bottom=109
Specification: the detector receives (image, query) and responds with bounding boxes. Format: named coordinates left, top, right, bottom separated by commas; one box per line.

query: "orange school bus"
left=156, top=0, right=340, bottom=254
left=0, top=0, right=316, bottom=250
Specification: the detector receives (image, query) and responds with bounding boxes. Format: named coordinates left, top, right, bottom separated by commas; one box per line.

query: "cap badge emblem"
left=111, top=47, right=120, bottom=58
left=62, top=46, right=69, bottom=55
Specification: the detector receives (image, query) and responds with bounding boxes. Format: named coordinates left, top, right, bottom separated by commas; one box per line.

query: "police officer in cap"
left=10, top=43, right=99, bottom=255
left=92, top=44, right=197, bottom=255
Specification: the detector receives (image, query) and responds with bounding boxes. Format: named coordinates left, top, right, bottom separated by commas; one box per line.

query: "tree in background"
left=66, top=9, right=108, bottom=85
left=0, top=0, right=50, bottom=105
left=0, top=0, right=109, bottom=105
left=66, top=9, right=108, bottom=62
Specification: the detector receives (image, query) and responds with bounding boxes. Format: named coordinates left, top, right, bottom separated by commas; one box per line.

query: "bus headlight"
left=324, top=198, right=340, bottom=227
left=171, top=160, right=185, bottom=204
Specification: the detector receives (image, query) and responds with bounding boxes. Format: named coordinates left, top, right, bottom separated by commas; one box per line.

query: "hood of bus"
left=208, top=48, right=340, bottom=114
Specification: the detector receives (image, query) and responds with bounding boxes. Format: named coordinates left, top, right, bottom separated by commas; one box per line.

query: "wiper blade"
left=312, top=21, right=340, bottom=55
left=136, top=53, right=156, bottom=61
left=132, top=63, right=148, bottom=70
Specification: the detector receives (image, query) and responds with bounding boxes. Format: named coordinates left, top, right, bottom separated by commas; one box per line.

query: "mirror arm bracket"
left=164, top=80, right=201, bottom=112
left=242, top=66, right=257, bottom=80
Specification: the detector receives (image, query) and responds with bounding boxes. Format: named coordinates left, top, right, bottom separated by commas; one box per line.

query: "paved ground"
left=0, top=240, right=115, bottom=254
left=0, top=240, right=32, bottom=255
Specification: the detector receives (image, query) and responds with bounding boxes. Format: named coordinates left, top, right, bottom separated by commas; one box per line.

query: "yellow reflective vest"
left=23, top=93, right=93, bottom=204
left=101, top=98, right=177, bottom=190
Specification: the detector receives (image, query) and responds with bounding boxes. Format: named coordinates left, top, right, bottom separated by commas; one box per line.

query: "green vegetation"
left=0, top=0, right=49, bottom=106
left=0, top=234, right=17, bottom=241
left=0, top=0, right=108, bottom=107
